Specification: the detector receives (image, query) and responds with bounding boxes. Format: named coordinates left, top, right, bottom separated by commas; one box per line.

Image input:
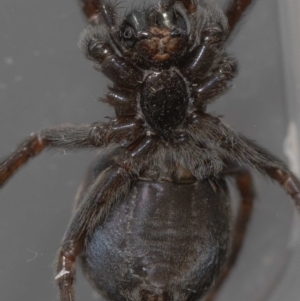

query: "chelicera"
left=1, top=0, right=300, bottom=301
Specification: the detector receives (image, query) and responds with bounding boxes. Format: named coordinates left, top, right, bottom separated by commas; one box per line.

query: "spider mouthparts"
left=153, top=53, right=171, bottom=61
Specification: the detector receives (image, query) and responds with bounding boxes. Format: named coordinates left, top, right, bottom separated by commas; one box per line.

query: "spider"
left=0, top=0, right=299, bottom=301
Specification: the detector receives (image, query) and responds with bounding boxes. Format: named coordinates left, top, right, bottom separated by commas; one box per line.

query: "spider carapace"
left=1, top=1, right=300, bottom=301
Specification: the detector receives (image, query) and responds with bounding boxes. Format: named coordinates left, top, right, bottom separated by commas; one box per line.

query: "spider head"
left=119, top=7, right=189, bottom=67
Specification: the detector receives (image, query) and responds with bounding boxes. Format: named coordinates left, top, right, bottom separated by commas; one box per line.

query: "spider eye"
left=123, top=27, right=133, bottom=39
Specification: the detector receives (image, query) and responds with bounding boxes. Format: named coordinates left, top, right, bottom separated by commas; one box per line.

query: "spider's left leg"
left=55, top=165, right=134, bottom=301
left=0, top=117, right=144, bottom=187
left=204, top=167, right=255, bottom=301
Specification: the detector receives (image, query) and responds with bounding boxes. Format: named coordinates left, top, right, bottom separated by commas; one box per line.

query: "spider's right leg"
left=204, top=168, right=255, bottom=301
left=55, top=165, right=134, bottom=301
left=225, top=0, right=255, bottom=35
left=78, top=0, right=117, bottom=26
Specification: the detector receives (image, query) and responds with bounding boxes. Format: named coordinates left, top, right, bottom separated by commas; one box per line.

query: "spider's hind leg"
left=55, top=166, right=133, bottom=301
left=204, top=168, right=255, bottom=301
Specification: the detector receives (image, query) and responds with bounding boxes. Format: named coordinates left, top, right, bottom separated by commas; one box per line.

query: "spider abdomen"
left=140, top=70, right=188, bottom=135
left=81, top=180, right=232, bottom=301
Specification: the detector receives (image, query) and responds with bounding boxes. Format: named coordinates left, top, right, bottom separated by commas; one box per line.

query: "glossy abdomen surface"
left=81, top=179, right=232, bottom=301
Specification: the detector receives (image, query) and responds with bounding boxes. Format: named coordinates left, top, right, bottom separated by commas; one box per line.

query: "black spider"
left=0, top=1, right=300, bottom=301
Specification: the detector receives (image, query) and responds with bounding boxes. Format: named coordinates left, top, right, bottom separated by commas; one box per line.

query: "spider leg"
left=0, top=117, right=144, bottom=188
left=225, top=0, right=255, bottom=36
left=80, top=32, right=143, bottom=89
left=243, top=141, right=300, bottom=207
left=79, top=0, right=99, bottom=23
left=79, top=0, right=117, bottom=26
left=188, top=112, right=300, bottom=208
left=204, top=168, right=255, bottom=301
left=180, top=24, right=228, bottom=80
left=231, top=136, right=300, bottom=206
left=55, top=165, right=134, bottom=301
left=192, top=57, right=237, bottom=106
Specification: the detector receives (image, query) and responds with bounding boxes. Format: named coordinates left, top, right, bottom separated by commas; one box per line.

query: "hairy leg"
left=236, top=137, right=300, bottom=206
left=187, top=112, right=300, bottom=209
left=55, top=166, right=134, bottom=301
left=204, top=168, right=255, bottom=301
left=0, top=117, right=144, bottom=187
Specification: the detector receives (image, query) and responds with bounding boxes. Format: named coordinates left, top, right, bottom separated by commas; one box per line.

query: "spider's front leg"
left=55, top=166, right=134, bottom=301
left=79, top=0, right=99, bottom=23
left=204, top=167, right=255, bottom=301
left=0, top=117, right=144, bottom=188
left=225, top=0, right=255, bottom=35
left=79, top=0, right=116, bottom=26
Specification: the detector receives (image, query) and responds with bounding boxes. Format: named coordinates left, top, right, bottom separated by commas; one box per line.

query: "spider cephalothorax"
left=1, top=1, right=300, bottom=301
left=80, top=0, right=236, bottom=142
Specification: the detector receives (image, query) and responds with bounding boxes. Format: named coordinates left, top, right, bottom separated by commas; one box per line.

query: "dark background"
left=0, top=0, right=300, bottom=300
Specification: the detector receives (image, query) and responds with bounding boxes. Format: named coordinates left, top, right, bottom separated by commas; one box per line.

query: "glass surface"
left=0, top=0, right=299, bottom=300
